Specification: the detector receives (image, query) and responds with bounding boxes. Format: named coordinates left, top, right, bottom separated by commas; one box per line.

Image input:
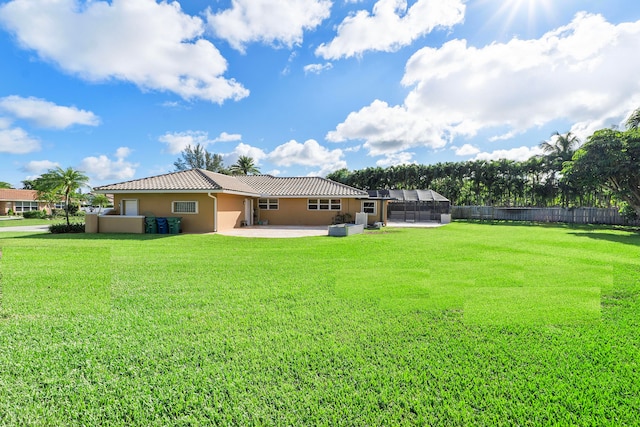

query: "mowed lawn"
left=0, top=222, right=638, bottom=425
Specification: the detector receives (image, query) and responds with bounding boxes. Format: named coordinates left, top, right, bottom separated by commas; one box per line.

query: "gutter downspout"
left=207, top=193, right=217, bottom=232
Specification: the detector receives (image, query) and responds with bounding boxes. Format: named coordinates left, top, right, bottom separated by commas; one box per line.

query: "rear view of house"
left=93, top=169, right=384, bottom=233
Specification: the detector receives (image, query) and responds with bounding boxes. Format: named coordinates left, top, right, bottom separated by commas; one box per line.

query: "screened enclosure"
left=368, top=189, right=450, bottom=222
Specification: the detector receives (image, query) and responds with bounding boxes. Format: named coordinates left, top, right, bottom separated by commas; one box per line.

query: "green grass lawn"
left=0, top=222, right=638, bottom=425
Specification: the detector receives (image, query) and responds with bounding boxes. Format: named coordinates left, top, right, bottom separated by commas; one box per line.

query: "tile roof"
left=93, top=169, right=258, bottom=195
left=235, top=175, right=369, bottom=197
left=0, top=189, right=39, bottom=201
left=94, top=169, right=369, bottom=198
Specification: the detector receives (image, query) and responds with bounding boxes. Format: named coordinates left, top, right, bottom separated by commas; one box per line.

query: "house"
left=92, top=169, right=385, bottom=233
left=0, top=189, right=52, bottom=216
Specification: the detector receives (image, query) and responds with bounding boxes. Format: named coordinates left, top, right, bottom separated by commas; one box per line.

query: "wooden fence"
left=451, top=206, right=640, bottom=226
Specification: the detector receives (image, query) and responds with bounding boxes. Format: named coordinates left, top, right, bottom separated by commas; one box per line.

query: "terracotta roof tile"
left=235, top=175, right=368, bottom=197
left=0, top=189, right=39, bottom=201
left=94, top=169, right=257, bottom=194
left=94, top=169, right=368, bottom=198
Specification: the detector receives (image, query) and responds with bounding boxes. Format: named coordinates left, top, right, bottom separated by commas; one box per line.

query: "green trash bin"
left=167, top=217, right=182, bottom=234
left=145, top=216, right=157, bottom=234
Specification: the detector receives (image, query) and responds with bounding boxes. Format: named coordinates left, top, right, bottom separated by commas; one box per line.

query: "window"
left=172, top=201, right=198, bottom=214
left=362, top=201, right=376, bottom=215
left=14, top=201, right=39, bottom=212
left=308, top=199, right=341, bottom=211
left=258, top=198, right=279, bottom=210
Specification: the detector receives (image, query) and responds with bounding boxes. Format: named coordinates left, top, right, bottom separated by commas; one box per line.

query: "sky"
left=1, top=0, right=640, bottom=189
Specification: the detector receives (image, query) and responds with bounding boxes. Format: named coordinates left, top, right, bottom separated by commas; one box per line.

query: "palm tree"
left=539, top=131, right=580, bottom=165
left=0, top=181, right=12, bottom=189
left=39, top=167, right=90, bottom=226
left=90, top=194, right=111, bottom=213
left=229, top=156, right=260, bottom=175
left=539, top=132, right=580, bottom=207
left=626, top=107, right=640, bottom=130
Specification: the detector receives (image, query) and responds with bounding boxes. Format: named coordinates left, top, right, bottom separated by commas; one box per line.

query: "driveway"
left=0, top=225, right=50, bottom=233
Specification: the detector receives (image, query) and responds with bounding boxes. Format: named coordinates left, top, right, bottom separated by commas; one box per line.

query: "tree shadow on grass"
left=457, top=219, right=640, bottom=233
left=568, top=231, right=640, bottom=247
left=3, top=233, right=177, bottom=242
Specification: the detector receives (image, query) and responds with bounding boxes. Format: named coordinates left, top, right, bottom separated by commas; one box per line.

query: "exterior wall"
left=111, top=192, right=246, bottom=233
left=98, top=215, right=145, bottom=233
left=216, top=194, right=245, bottom=231
left=361, top=199, right=387, bottom=225
left=0, top=201, right=50, bottom=215
left=255, top=198, right=364, bottom=226
left=112, top=193, right=216, bottom=233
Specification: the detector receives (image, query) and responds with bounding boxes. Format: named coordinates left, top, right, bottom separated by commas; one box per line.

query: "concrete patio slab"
left=217, top=225, right=328, bottom=238
left=216, top=221, right=444, bottom=238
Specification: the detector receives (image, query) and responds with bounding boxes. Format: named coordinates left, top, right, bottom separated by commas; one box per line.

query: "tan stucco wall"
left=0, top=201, right=50, bottom=215
left=216, top=194, right=245, bottom=231
left=98, top=215, right=145, bottom=233
left=111, top=193, right=246, bottom=233
left=107, top=193, right=383, bottom=233
left=255, top=198, right=371, bottom=226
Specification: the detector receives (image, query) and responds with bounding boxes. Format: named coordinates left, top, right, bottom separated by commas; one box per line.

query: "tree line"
left=327, top=111, right=640, bottom=219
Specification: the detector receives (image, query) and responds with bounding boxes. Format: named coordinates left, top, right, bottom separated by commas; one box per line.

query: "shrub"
left=7, top=209, right=14, bottom=216
left=23, top=210, right=47, bottom=219
left=49, top=223, right=85, bottom=234
left=619, top=202, right=639, bottom=222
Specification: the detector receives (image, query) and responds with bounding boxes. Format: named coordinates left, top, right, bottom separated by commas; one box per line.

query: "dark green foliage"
left=229, top=155, right=260, bottom=175
left=326, top=157, right=605, bottom=208
left=22, top=210, right=47, bottom=219
left=48, top=223, right=85, bottom=233
left=174, top=143, right=226, bottom=173
left=565, top=128, right=640, bottom=216
left=36, top=166, right=89, bottom=227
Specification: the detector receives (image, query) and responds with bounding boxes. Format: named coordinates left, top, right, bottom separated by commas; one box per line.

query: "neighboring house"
left=93, top=169, right=384, bottom=233
left=0, top=189, right=52, bottom=216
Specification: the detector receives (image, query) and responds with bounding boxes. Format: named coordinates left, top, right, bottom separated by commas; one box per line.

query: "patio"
left=216, top=221, right=444, bottom=238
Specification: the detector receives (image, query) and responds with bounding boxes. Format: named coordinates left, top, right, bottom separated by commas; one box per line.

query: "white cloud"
left=304, top=62, right=333, bottom=74
left=473, top=146, right=543, bottom=162
left=159, top=131, right=212, bottom=154
left=223, top=143, right=268, bottom=166
left=316, top=0, right=465, bottom=59
left=0, top=95, right=99, bottom=129
left=23, top=160, right=59, bottom=173
left=207, top=0, right=331, bottom=52
left=376, top=151, right=415, bottom=167
left=454, top=144, right=480, bottom=156
left=0, top=0, right=248, bottom=103
left=268, top=139, right=347, bottom=177
left=0, top=125, right=40, bottom=154
left=269, top=139, right=344, bottom=166
left=80, top=148, right=137, bottom=181
left=330, top=13, right=640, bottom=157
left=326, top=99, right=447, bottom=155
left=214, top=132, right=242, bottom=143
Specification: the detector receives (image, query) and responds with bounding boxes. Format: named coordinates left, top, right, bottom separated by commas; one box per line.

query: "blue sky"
left=1, top=0, right=640, bottom=189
